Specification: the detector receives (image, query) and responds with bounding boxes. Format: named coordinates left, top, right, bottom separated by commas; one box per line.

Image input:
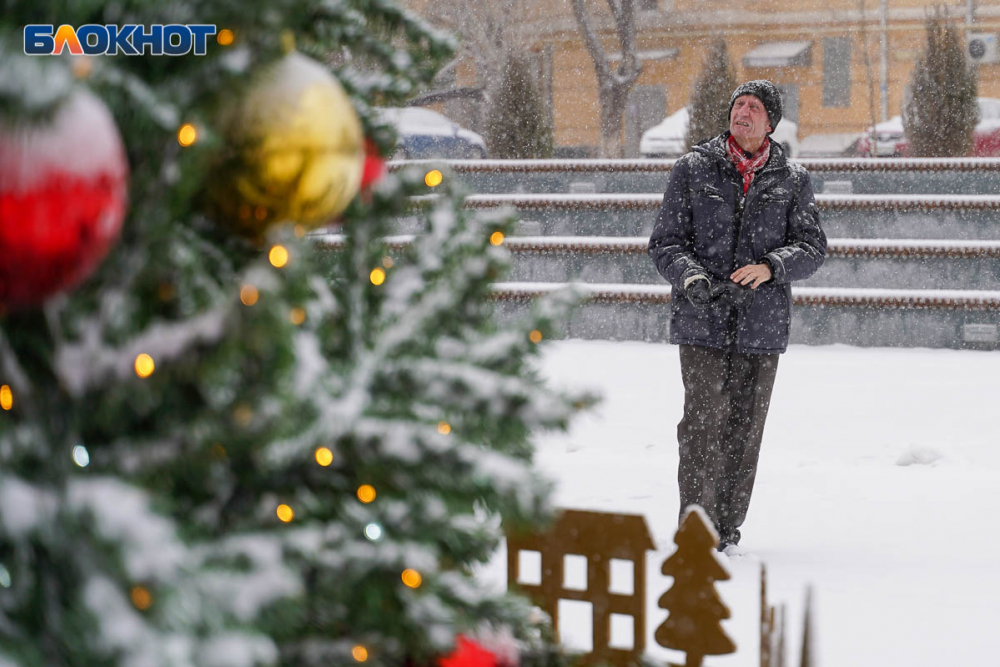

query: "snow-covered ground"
left=481, top=340, right=1000, bottom=666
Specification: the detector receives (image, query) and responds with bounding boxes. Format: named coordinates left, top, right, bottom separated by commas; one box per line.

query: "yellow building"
left=401, top=0, right=1000, bottom=156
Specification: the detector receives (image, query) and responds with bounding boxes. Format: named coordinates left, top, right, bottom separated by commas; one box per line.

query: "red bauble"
left=360, top=137, right=386, bottom=190
left=0, top=89, right=128, bottom=310
left=437, top=636, right=498, bottom=667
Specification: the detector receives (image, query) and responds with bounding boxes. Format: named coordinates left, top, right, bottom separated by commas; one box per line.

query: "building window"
left=823, top=37, right=852, bottom=108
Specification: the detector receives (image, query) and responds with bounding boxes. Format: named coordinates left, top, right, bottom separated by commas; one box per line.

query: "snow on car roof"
left=374, top=106, right=459, bottom=136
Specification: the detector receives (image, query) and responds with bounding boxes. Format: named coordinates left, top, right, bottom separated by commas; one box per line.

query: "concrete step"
left=397, top=193, right=1000, bottom=240
left=394, top=158, right=1000, bottom=195
left=489, top=283, right=1000, bottom=351
left=498, top=237, right=1000, bottom=290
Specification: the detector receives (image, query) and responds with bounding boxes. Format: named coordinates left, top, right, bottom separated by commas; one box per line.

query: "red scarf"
left=726, top=134, right=770, bottom=194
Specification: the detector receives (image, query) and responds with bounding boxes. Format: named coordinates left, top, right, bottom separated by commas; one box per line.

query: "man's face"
left=729, top=94, right=772, bottom=147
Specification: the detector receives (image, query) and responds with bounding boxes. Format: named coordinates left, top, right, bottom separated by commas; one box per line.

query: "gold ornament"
left=210, top=52, right=363, bottom=237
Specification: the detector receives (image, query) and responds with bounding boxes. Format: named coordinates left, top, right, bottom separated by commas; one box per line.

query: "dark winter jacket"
left=648, top=133, right=827, bottom=354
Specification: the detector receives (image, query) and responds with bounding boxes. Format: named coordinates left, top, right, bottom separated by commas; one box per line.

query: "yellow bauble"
left=211, top=52, right=363, bottom=236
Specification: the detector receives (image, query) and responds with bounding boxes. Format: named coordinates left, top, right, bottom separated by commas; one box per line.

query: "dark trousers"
left=677, top=344, right=779, bottom=544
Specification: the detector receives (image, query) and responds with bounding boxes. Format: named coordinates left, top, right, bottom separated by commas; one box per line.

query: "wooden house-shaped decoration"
left=506, top=509, right=655, bottom=667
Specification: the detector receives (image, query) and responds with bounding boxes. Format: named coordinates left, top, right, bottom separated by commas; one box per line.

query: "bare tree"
left=571, top=0, right=643, bottom=158
left=859, top=0, right=879, bottom=155
left=411, top=0, right=528, bottom=119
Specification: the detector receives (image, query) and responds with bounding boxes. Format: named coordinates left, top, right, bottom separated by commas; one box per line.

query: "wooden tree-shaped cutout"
left=655, top=505, right=737, bottom=667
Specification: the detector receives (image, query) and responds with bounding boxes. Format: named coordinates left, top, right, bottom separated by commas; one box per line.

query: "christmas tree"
left=0, top=3, right=590, bottom=666
left=485, top=53, right=554, bottom=159
left=684, top=37, right=739, bottom=152
left=904, top=8, right=978, bottom=157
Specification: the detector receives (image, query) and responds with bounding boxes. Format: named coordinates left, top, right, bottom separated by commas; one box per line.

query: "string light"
left=240, top=284, right=259, bottom=306
left=490, top=231, right=505, bottom=246
left=364, top=523, right=382, bottom=541
left=217, top=29, right=234, bottom=45
left=424, top=169, right=443, bottom=187
left=437, top=422, right=451, bottom=435
left=351, top=646, right=369, bottom=662
left=357, top=485, right=376, bottom=503
left=134, top=354, right=155, bottom=378
left=276, top=504, right=294, bottom=523
left=315, top=447, right=334, bottom=466
left=0, top=385, right=12, bottom=411
left=529, top=330, right=543, bottom=344
left=130, top=586, right=153, bottom=610
left=381, top=256, right=394, bottom=269
left=157, top=282, right=175, bottom=302
left=269, top=245, right=289, bottom=268
left=233, top=404, right=253, bottom=426
left=289, top=307, right=306, bottom=325
left=177, top=123, right=197, bottom=147
left=72, top=445, right=90, bottom=468
left=369, top=268, right=386, bottom=286
left=401, top=569, right=422, bottom=589
left=294, top=224, right=306, bottom=238
left=71, top=57, right=92, bottom=79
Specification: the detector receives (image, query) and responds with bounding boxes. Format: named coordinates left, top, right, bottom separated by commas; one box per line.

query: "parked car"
left=374, top=106, right=487, bottom=160
left=639, top=106, right=800, bottom=158
left=856, top=97, right=1000, bottom=157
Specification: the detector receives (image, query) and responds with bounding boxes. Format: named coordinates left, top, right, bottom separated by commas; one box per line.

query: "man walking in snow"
left=648, top=80, right=826, bottom=554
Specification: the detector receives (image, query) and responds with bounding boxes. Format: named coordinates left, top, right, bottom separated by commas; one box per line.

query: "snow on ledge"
left=389, top=157, right=1000, bottom=173
left=490, top=282, right=1000, bottom=309
left=442, top=193, right=1000, bottom=211
left=312, top=234, right=1000, bottom=258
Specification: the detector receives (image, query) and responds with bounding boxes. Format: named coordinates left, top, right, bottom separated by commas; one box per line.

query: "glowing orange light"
left=437, top=422, right=451, bottom=435
left=529, top=330, right=543, bottom=344
left=424, top=169, right=443, bottom=187
left=276, top=504, right=294, bottom=523
left=0, top=385, right=12, bottom=411
left=382, top=256, right=394, bottom=269
left=177, top=123, right=197, bottom=147
left=294, top=224, right=306, bottom=238
left=490, top=231, right=505, bottom=246
left=315, top=447, right=334, bottom=466
left=134, top=354, right=155, bottom=378
left=233, top=404, right=253, bottom=426
left=72, top=57, right=92, bottom=79
left=130, top=586, right=153, bottom=610
left=269, top=244, right=289, bottom=268
left=401, top=569, right=422, bottom=588
left=240, top=285, right=259, bottom=306
left=217, top=29, right=235, bottom=46
left=357, top=485, right=376, bottom=503
left=290, top=307, right=306, bottom=325
left=351, top=646, right=369, bottom=662
left=369, top=268, right=386, bottom=286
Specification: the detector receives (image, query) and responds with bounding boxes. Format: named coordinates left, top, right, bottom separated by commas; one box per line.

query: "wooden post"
left=800, top=587, right=814, bottom=667
left=760, top=564, right=771, bottom=667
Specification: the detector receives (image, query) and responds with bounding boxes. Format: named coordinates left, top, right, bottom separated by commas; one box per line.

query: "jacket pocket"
left=739, top=283, right=790, bottom=350
left=695, top=185, right=726, bottom=202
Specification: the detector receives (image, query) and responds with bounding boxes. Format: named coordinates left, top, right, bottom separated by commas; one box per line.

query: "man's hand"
left=730, top=263, right=772, bottom=289
left=683, top=274, right=713, bottom=308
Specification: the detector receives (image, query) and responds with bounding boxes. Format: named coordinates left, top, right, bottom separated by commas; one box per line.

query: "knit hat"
left=729, top=79, right=783, bottom=134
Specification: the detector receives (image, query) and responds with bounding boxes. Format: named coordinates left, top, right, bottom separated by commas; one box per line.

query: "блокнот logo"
left=24, top=24, right=217, bottom=56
